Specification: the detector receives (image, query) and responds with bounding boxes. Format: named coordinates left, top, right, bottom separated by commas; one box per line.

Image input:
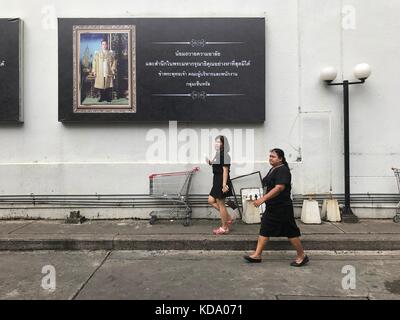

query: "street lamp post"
left=320, top=63, right=372, bottom=223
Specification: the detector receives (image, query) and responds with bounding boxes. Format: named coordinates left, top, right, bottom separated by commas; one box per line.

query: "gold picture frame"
left=72, top=25, right=136, bottom=113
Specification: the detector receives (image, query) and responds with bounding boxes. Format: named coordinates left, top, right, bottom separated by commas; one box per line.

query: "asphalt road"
left=1, top=250, right=400, bottom=300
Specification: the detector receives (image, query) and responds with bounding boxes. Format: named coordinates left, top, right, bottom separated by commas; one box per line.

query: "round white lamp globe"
left=320, top=67, right=338, bottom=82
left=354, top=63, right=371, bottom=80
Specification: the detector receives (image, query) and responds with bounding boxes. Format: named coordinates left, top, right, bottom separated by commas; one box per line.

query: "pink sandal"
left=213, top=227, right=230, bottom=235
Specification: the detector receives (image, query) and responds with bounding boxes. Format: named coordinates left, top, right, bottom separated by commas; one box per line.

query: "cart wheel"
left=183, top=219, right=190, bottom=227
left=393, top=215, right=400, bottom=223
left=149, top=216, right=157, bottom=225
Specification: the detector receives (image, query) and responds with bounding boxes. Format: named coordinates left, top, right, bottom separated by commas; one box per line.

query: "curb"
left=1, top=234, right=400, bottom=251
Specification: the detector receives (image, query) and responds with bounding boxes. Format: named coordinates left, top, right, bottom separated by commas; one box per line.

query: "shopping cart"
left=392, top=167, right=400, bottom=223
left=149, top=167, right=200, bottom=226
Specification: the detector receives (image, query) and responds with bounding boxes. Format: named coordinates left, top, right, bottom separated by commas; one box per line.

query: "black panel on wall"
left=58, top=18, right=265, bottom=123
left=0, top=18, right=23, bottom=122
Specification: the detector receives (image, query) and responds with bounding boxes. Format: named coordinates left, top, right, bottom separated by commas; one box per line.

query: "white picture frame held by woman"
left=240, top=187, right=265, bottom=224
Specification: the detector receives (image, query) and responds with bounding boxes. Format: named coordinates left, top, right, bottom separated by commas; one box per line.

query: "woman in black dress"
left=206, top=135, right=234, bottom=235
left=243, top=148, right=309, bottom=267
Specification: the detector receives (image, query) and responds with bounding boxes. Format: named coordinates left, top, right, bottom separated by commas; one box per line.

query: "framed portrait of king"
left=72, top=25, right=136, bottom=113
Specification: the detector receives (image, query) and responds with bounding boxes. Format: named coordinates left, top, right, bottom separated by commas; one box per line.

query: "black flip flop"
left=290, top=255, right=309, bottom=267
left=243, top=255, right=262, bottom=263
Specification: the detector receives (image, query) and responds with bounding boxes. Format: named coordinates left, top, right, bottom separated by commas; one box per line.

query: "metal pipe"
left=343, top=80, right=351, bottom=216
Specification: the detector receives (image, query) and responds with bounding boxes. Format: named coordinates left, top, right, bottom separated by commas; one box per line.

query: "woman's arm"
left=222, top=166, right=229, bottom=192
left=254, top=184, right=285, bottom=207
left=205, top=154, right=212, bottom=165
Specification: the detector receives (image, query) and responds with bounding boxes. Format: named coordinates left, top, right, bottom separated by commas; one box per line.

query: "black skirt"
left=209, top=173, right=233, bottom=199
left=259, top=205, right=301, bottom=238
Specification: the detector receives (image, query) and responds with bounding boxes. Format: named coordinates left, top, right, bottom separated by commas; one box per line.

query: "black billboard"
left=0, top=18, right=23, bottom=122
left=58, top=18, right=265, bottom=122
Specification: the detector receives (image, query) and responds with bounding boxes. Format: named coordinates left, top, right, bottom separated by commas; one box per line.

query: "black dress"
left=209, top=150, right=233, bottom=199
left=259, top=165, right=301, bottom=238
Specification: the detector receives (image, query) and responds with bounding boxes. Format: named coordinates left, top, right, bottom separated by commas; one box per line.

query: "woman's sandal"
left=243, top=255, right=262, bottom=263
left=290, top=255, right=309, bottom=267
left=227, top=218, right=235, bottom=227
left=213, top=227, right=230, bottom=235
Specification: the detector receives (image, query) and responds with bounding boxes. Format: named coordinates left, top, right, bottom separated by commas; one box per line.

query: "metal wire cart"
left=392, top=167, right=400, bottom=223
left=149, top=167, right=200, bottom=226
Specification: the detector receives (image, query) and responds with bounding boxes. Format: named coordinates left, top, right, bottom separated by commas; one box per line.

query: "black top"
left=211, top=150, right=231, bottom=174
left=262, top=165, right=292, bottom=207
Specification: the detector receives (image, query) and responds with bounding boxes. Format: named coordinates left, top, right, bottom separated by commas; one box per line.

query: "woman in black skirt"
left=206, top=135, right=234, bottom=235
left=243, top=148, right=309, bottom=267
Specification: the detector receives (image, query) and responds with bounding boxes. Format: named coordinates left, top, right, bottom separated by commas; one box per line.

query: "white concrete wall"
left=0, top=0, right=399, bottom=218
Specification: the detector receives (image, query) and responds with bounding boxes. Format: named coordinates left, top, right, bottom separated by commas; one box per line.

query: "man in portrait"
left=92, top=39, right=117, bottom=102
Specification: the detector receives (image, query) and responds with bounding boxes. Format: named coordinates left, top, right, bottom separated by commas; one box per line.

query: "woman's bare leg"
left=208, top=195, right=220, bottom=211
left=216, top=198, right=231, bottom=229
left=250, top=236, right=269, bottom=259
left=288, top=237, right=306, bottom=263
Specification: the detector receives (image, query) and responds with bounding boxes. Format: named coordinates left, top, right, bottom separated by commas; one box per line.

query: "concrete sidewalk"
left=0, top=219, right=399, bottom=251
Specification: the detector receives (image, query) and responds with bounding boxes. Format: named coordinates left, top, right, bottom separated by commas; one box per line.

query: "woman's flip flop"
left=213, top=227, right=229, bottom=235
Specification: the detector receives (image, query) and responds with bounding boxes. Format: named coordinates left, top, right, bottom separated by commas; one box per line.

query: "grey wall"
left=0, top=0, right=399, bottom=218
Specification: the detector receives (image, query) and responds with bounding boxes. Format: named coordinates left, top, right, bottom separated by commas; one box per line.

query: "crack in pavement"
left=69, top=251, right=112, bottom=300
left=7, top=221, right=35, bottom=234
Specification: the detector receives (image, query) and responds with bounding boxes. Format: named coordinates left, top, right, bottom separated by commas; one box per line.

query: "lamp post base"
left=340, top=207, right=359, bottom=223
